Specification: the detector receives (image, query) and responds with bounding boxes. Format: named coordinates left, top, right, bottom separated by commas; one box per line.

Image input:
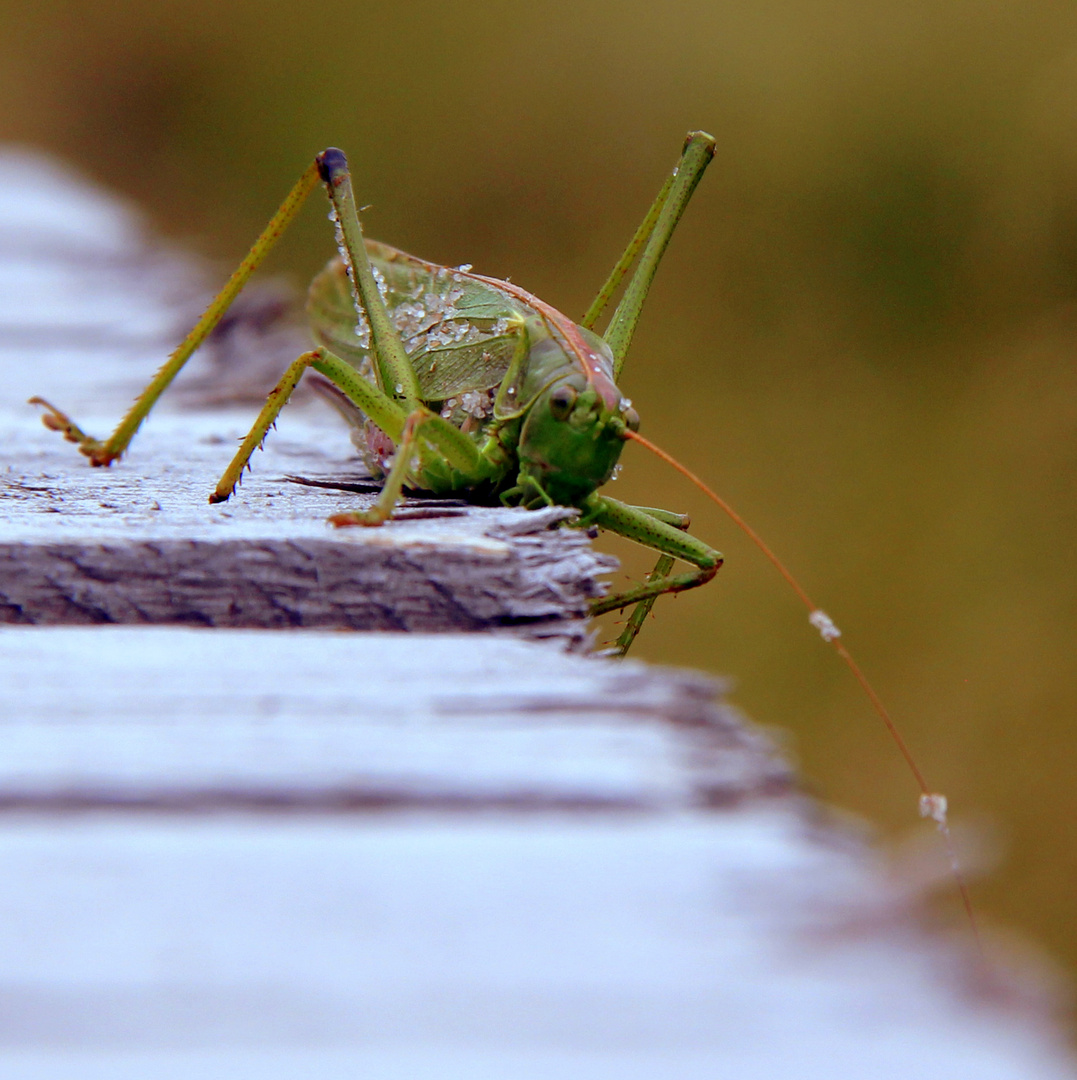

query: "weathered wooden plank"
left=0, top=814, right=1071, bottom=1080
left=0, top=624, right=1072, bottom=1080
left=0, top=627, right=787, bottom=810
left=0, top=414, right=614, bottom=643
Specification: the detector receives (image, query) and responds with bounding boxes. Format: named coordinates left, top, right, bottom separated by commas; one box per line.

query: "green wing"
left=306, top=242, right=529, bottom=401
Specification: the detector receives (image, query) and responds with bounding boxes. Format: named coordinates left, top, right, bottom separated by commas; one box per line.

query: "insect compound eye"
left=549, top=384, right=577, bottom=420
left=622, top=405, right=640, bottom=431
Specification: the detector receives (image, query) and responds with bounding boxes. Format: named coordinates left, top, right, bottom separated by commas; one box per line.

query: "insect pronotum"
left=29, top=133, right=978, bottom=942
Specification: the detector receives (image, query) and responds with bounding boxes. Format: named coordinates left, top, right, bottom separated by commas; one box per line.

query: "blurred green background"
left=3, top=0, right=1076, bottom=983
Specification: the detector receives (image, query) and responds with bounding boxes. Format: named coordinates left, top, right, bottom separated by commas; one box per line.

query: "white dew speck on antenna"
left=809, top=609, right=842, bottom=642
left=919, top=792, right=949, bottom=828
left=619, top=425, right=981, bottom=947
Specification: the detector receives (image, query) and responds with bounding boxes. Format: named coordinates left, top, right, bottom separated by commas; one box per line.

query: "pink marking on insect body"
left=475, top=274, right=623, bottom=411
left=365, top=424, right=396, bottom=475
left=371, top=247, right=624, bottom=411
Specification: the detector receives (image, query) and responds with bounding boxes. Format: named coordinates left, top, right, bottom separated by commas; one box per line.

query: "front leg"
left=581, top=494, right=722, bottom=655
left=209, top=346, right=408, bottom=505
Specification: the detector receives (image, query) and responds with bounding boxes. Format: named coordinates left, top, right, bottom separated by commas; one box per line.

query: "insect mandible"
left=31, top=132, right=721, bottom=657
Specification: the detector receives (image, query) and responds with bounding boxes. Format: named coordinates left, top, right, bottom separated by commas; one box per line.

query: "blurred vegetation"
left=2, top=0, right=1077, bottom=984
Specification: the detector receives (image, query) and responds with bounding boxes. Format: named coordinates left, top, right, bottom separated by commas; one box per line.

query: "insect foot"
left=27, top=397, right=116, bottom=465
left=327, top=509, right=389, bottom=528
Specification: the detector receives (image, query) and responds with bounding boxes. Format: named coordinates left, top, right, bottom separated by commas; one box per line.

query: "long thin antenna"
left=624, top=428, right=981, bottom=948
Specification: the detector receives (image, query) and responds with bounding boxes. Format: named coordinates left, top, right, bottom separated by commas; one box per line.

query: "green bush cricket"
left=32, top=133, right=722, bottom=657
left=29, top=132, right=978, bottom=940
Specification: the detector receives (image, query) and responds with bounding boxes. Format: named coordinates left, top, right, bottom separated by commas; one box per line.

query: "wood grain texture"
left=0, top=625, right=1072, bottom=1080
left=0, top=413, right=615, bottom=643
left=0, top=627, right=788, bottom=810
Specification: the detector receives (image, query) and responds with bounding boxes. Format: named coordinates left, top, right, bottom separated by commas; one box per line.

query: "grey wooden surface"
left=0, top=146, right=1073, bottom=1079
left=0, top=625, right=1073, bottom=1080
left=0, top=628, right=788, bottom=811
left=0, top=413, right=613, bottom=644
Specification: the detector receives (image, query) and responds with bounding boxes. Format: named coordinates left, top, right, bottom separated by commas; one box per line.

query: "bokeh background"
left=2, top=0, right=1076, bottom=985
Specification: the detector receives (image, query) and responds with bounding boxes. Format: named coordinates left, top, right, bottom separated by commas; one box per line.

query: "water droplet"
left=808, top=609, right=841, bottom=642
left=372, top=266, right=389, bottom=300
left=919, top=793, right=948, bottom=827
